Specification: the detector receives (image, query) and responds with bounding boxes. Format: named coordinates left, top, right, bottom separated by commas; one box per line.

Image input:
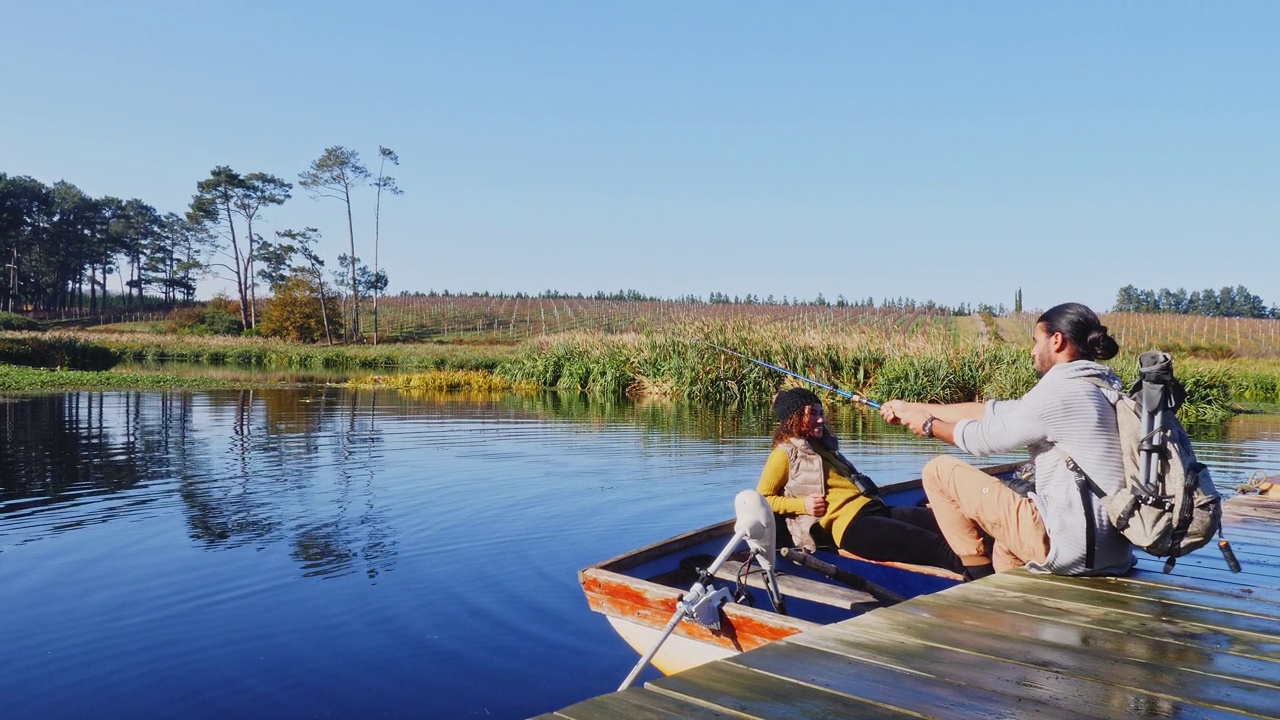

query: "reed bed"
left=495, top=323, right=1024, bottom=404
left=348, top=369, right=535, bottom=394
left=494, top=323, right=1263, bottom=422
left=5, top=316, right=1274, bottom=423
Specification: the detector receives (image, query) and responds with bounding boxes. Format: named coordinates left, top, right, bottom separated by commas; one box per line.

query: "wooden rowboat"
left=580, top=462, right=1022, bottom=676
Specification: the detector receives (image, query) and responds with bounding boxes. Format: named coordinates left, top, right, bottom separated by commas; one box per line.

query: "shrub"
left=167, top=296, right=244, bottom=336
left=0, top=337, right=116, bottom=370
left=0, top=312, right=41, bottom=331
left=258, top=275, right=343, bottom=343
left=192, top=308, right=244, bottom=336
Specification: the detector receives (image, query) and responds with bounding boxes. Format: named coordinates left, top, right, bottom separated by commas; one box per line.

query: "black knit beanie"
left=773, top=387, right=821, bottom=423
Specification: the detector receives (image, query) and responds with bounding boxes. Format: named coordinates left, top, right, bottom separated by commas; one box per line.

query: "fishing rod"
left=703, top=341, right=881, bottom=409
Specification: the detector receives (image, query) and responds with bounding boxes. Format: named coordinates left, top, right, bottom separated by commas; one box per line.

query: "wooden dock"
left=539, top=493, right=1280, bottom=719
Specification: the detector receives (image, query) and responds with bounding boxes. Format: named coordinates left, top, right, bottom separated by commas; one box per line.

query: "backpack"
left=1061, top=351, right=1236, bottom=573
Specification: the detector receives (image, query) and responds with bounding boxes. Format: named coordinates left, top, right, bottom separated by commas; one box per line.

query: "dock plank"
left=549, top=488, right=1280, bottom=718
left=1222, top=496, right=1280, bottom=522
left=779, top=622, right=1258, bottom=719
left=1215, top=523, right=1280, bottom=544
left=935, top=572, right=1280, bottom=656
left=806, top=606, right=1280, bottom=717
left=538, top=686, right=745, bottom=720
left=1213, top=536, right=1280, bottom=559
left=1124, top=566, right=1280, bottom=605
left=1134, top=557, right=1280, bottom=591
left=897, top=581, right=1280, bottom=671
left=647, top=658, right=918, bottom=719
left=733, top=632, right=1231, bottom=719
left=1143, top=548, right=1280, bottom=575
left=1026, top=569, right=1280, bottom=614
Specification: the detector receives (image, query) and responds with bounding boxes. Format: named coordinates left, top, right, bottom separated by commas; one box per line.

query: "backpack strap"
left=1166, top=460, right=1208, bottom=567
left=1053, top=447, right=1099, bottom=571
left=810, top=443, right=881, bottom=498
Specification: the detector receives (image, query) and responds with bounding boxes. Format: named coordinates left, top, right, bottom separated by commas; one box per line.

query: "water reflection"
left=3, top=391, right=1278, bottom=569
left=1, top=389, right=1279, bottom=719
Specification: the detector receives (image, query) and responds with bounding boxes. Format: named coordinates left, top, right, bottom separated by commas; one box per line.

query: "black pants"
left=837, top=502, right=965, bottom=575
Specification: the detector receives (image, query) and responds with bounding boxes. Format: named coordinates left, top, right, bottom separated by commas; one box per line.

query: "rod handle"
left=1219, top=540, right=1242, bottom=573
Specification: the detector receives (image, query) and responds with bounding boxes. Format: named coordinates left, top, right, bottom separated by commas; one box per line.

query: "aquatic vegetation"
left=349, top=369, right=534, bottom=393
left=0, top=365, right=237, bottom=391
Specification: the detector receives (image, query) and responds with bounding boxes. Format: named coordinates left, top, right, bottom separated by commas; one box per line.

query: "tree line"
left=1114, top=284, right=1277, bottom=318
left=0, top=144, right=401, bottom=343
left=0, top=174, right=204, bottom=314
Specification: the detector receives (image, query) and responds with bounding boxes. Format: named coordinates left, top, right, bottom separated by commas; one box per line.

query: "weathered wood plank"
left=1134, top=556, right=1280, bottom=591
left=803, top=608, right=1280, bottom=717
left=546, top=686, right=746, bottom=720
left=730, top=635, right=1175, bottom=719
left=1022, top=570, right=1280, bottom=615
left=968, top=572, right=1280, bottom=646
left=897, top=583, right=1280, bottom=673
left=1215, top=522, right=1280, bottom=543
left=1189, top=538, right=1280, bottom=565
left=647, top=658, right=918, bottom=719
left=1222, top=495, right=1280, bottom=522
left=1144, top=547, right=1280, bottom=574
left=1213, top=531, right=1280, bottom=555
left=1124, top=567, right=1280, bottom=605
left=775, top=625, right=1258, bottom=719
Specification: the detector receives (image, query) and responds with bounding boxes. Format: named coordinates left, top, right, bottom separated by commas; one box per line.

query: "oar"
left=702, top=341, right=881, bottom=409
left=780, top=547, right=906, bottom=606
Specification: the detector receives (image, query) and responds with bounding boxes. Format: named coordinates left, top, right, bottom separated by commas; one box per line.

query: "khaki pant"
left=923, top=455, right=1050, bottom=572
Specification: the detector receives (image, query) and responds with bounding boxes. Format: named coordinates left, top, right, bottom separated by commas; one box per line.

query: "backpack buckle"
left=1138, top=494, right=1175, bottom=512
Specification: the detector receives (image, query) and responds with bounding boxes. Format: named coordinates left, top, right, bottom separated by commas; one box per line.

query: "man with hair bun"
left=879, top=302, right=1134, bottom=578
left=759, top=387, right=964, bottom=574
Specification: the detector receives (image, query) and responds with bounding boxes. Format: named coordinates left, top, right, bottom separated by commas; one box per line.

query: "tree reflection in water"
left=2, top=389, right=1275, bottom=580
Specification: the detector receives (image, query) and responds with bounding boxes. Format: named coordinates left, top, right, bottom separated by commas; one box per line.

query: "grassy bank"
left=1, top=331, right=518, bottom=370
left=3, top=326, right=1278, bottom=424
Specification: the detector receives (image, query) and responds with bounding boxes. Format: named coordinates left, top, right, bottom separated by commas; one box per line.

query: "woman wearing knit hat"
left=757, top=387, right=964, bottom=574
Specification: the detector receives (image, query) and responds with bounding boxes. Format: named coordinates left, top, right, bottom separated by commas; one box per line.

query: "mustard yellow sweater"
left=756, top=445, right=873, bottom=546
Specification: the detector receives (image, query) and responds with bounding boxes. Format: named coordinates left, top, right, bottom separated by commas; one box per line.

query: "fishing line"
left=702, top=340, right=881, bottom=409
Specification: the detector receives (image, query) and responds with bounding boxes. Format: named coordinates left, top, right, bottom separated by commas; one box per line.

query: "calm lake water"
left=1, top=389, right=1277, bottom=719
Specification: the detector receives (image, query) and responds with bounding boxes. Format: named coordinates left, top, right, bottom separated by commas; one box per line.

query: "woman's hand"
left=804, top=493, right=827, bottom=517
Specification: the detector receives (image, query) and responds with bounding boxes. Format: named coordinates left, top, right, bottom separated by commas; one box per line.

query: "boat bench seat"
left=712, top=559, right=879, bottom=610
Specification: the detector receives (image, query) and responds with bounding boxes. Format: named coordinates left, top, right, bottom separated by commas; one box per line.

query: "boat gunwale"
left=584, top=461, right=1022, bottom=575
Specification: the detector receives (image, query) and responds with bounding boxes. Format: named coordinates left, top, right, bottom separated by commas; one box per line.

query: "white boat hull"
left=605, top=616, right=738, bottom=675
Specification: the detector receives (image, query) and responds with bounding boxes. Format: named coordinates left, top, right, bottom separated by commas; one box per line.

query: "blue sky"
left=2, top=2, right=1276, bottom=312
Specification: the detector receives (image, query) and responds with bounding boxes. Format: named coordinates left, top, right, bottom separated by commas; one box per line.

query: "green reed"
left=4, top=323, right=1274, bottom=422
left=348, top=369, right=530, bottom=393
left=494, top=325, right=1263, bottom=422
